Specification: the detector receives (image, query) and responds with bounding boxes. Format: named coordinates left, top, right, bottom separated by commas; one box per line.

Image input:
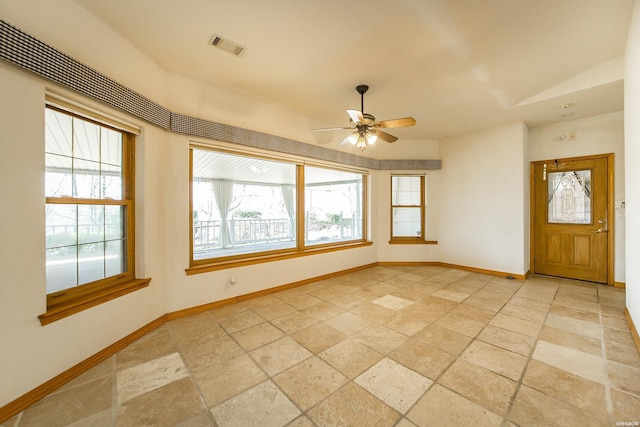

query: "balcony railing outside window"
left=193, top=213, right=359, bottom=259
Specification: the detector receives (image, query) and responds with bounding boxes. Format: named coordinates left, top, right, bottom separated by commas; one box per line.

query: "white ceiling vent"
left=208, top=34, right=246, bottom=57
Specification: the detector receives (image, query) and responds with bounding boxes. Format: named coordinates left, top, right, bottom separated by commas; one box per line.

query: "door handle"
left=594, top=218, right=608, bottom=233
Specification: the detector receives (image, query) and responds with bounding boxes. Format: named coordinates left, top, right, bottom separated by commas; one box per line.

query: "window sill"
left=186, top=241, right=373, bottom=275
left=388, top=239, right=438, bottom=245
left=39, top=278, right=151, bottom=326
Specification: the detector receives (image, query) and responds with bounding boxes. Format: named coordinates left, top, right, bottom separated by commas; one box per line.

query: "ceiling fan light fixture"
left=355, top=134, right=368, bottom=150
left=310, top=84, right=416, bottom=150
left=366, top=131, right=377, bottom=145
left=348, top=131, right=359, bottom=145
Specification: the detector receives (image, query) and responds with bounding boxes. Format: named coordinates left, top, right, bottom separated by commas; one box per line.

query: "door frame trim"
left=529, top=153, right=615, bottom=285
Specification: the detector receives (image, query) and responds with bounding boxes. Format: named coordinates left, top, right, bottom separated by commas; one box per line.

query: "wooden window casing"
left=390, top=175, right=433, bottom=244
left=39, top=106, right=149, bottom=325
left=187, top=146, right=371, bottom=274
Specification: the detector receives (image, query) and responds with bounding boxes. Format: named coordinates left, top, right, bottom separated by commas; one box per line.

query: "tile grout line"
left=234, top=306, right=311, bottom=424
left=0, top=270, right=604, bottom=426
left=179, top=311, right=223, bottom=425
left=298, top=274, right=403, bottom=425
left=392, top=284, right=474, bottom=424
left=34, top=268, right=628, bottom=426
left=508, top=278, right=622, bottom=425
left=597, top=285, right=616, bottom=420
left=457, top=277, right=530, bottom=427
left=501, top=277, right=560, bottom=426
left=352, top=273, right=489, bottom=425
left=283, top=272, right=428, bottom=425
left=110, top=355, right=117, bottom=427
left=401, top=276, right=524, bottom=425
left=208, top=275, right=383, bottom=426
left=11, top=408, right=23, bottom=427
left=284, top=272, right=471, bottom=425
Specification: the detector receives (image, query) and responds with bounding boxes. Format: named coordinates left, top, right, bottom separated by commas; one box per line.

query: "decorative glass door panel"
left=547, top=170, right=591, bottom=224
left=533, top=157, right=610, bottom=284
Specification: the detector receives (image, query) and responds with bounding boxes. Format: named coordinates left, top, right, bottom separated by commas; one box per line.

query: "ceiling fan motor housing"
left=350, top=113, right=376, bottom=125
left=356, top=84, right=369, bottom=95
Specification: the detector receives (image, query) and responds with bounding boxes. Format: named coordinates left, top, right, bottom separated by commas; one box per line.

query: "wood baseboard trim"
left=2, top=262, right=378, bottom=423
left=0, top=260, right=526, bottom=422
left=0, top=315, right=166, bottom=423
left=376, top=261, right=438, bottom=266
left=438, top=262, right=528, bottom=280
left=376, top=261, right=527, bottom=281
left=167, top=263, right=377, bottom=320
left=624, top=308, right=640, bottom=356
left=614, top=281, right=626, bottom=289
left=0, top=263, right=377, bottom=423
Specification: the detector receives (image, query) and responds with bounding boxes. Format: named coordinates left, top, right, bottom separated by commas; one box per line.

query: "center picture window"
left=191, top=149, right=297, bottom=261
left=190, top=147, right=369, bottom=269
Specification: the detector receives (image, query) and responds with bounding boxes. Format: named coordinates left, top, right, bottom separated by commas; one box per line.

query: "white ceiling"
left=74, top=0, right=633, bottom=142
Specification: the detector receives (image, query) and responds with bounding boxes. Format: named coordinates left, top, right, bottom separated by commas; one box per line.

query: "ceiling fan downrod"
left=356, top=84, right=369, bottom=113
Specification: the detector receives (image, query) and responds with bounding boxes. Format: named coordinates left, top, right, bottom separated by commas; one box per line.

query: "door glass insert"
left=547, top=170, right=591, bottom=224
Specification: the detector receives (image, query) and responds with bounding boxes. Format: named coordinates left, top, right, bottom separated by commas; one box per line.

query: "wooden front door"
left=532, top=155, right=612, bottom=284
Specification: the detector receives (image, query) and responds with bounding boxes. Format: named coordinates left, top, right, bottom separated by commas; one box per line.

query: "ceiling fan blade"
left=375, top=129, right=398, bottom=143
left=374, top=117, right=416, bottom=128
left=338, top=135, right=353, bottom=146
left=311, top=126, right=353, bottom=131
left=347, top=109, right=364, bottom=124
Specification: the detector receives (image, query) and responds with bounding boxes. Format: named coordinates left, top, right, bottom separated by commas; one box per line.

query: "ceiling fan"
left=311, top=84, right=416, bottom=150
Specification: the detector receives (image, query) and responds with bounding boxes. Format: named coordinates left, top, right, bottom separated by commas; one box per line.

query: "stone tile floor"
left=3, top=266, right=640, bottom=426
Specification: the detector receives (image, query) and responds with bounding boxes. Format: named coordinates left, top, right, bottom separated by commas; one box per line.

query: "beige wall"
left=0, top=60, right=380, bottom=406
left=528, top=112, right=626, bottom=282
left=0, top=63, right=168, bottom=406
left=375, top=136, right=442, bottom=263
left=437, top=122, right=529, bottom=275
left=624, top=1, right=640, bottom=330
left=0, top=0, right=633, bottom=409
left=0, top=0, right=169, bottom=104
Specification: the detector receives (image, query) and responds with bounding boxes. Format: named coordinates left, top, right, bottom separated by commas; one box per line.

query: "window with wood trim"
left=390, top=175, right=426, bottom=243
left=191, top=148, right=298, bottom=261
left=189, top=146, right=368, bottom=269
left=42, top=106, right=147, bottom=325
left=305, top=166, right=364, bottom=246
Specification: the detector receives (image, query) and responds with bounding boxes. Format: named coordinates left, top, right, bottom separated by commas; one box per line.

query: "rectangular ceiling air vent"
left=208, top=33, right=246, bottom=57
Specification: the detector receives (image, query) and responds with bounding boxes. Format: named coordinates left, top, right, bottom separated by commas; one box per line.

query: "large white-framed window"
left=41, top=103, right=148, bottom=325
left=390, top=174, right=426, bottom=243
left=189, top=146, right=369, bottom=271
